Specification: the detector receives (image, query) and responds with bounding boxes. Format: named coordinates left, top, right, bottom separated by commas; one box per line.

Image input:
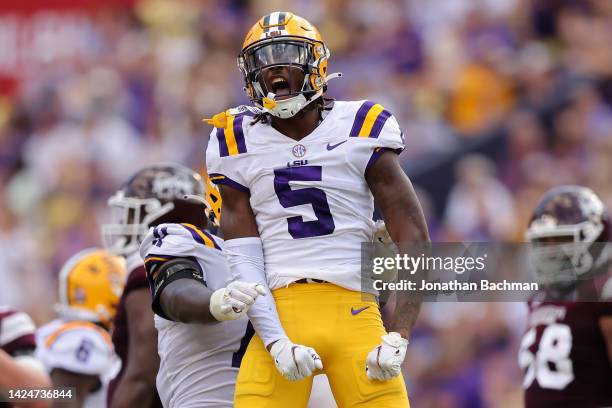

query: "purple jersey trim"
left=209, top=173, right=250, bottom=194
left=369, top=109, right=392, bottom=138
left=234, top=114, right=247, bottom=154
left=216, top=127, right=229, bottom=157
left=350, top=101, right=375, bottom=137
left=179, top=224, right=221, bottom=250
left=365, top=147, right=403, bottom=175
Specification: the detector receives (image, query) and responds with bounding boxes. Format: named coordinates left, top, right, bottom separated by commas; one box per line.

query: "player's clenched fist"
left=269, top=338, right=323, bottom=381
left=209, top=281, right=266, bottom=321
left=366, top=332, right=408, bottom=381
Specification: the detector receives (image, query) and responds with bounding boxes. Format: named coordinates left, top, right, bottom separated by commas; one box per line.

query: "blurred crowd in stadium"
left=0, top=0, right=610, bottom=406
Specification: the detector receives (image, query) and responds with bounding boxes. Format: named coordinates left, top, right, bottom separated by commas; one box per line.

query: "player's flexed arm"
left=365, top=151, right=430, bottom=381
left=219, top=184, right=323, bottom=381
left=148, top=254, right=267, bottom=324
left=140, top=221, right=266, bottom=324
left=153, top=270, right=264, bottom=324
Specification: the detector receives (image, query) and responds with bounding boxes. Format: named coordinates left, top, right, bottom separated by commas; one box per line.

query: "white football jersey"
left=140, top=223, right=249, bottom=408
left=36, top=319, right=120, bottom=408
left=206, top=100, right=405, bottom=291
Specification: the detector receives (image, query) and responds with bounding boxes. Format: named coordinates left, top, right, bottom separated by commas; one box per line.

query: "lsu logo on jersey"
left=287, top=160, right=308, bottom=167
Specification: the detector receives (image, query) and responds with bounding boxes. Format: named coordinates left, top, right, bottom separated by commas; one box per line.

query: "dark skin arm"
left=218, top=184, right=260, bottom=239
left=158, top=277, right=216, bottom=323
left=600, top=316, right=612, bottom=364
left=366, top=151, right=430, bottom=340
left=110, top=288, right=159, bottom=408
left=50, top=368, right=99, bottom=408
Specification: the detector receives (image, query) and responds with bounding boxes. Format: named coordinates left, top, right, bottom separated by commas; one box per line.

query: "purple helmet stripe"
left=278, top=12, right=286, bottom=29
left=263, top=13, right=271, bottom=32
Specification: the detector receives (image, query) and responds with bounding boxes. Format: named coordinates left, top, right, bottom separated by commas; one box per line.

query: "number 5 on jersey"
left=273, top=166, right=335, bottom=239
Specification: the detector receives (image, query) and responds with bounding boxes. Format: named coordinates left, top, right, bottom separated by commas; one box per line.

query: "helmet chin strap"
left=207, top=72, right=344, bottom=121
left=260, top=72, right=343, bottom=119
left=262, top=91, right=321, bottom=119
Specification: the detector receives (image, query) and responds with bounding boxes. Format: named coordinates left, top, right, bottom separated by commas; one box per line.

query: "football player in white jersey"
left=103, top=164, right=204, bottom=408
left=203, top=11, right=430, bottom=408
left=36, top=248, right=126, bottom=408
left=133, top=164, right=267, bottom=408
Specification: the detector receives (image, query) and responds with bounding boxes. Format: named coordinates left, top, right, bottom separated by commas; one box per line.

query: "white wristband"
left=223, top=237, right=288, bottom=346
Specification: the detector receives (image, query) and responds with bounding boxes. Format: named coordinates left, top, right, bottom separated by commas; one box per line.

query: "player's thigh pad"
left=234, top=333, right=314, bottom=408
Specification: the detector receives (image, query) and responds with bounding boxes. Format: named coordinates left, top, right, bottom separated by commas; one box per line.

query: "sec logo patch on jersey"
left=292, top=144, right=306, bottom=157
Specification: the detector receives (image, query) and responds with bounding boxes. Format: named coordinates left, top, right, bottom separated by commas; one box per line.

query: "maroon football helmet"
left=102, top=163, right=217, bottom=255
left=525, top=185, right=611, bottom=286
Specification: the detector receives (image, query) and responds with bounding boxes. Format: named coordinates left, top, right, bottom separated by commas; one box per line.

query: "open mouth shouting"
left=261, top=65, right=305, bottom=101
left=269, top=75, right=292, bottom=98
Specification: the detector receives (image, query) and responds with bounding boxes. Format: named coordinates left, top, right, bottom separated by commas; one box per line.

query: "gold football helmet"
left=204, top=174, right=222, bottom=225
left=238, top=11, right=340, bottom=118
left=57, top=248, right=127, bottom=329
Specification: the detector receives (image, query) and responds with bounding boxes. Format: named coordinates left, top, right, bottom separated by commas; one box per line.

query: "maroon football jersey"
left=0, top=307, right=36, bottom=356
left=107, top=263, right=162, bottom=407
left=520, top=299, right=612, bottom=407
left=0, top=307, right=38, bottom=408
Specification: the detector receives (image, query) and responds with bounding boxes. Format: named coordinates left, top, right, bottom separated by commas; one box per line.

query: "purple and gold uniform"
left=37, top=319, right=118, bottom=408
left=206, top=100, right=404, bottom=293
left=207, top=100, right=408, bottom=407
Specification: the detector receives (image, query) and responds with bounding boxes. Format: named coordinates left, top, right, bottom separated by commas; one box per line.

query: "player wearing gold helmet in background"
left=36, top=249, right=126, bottom=408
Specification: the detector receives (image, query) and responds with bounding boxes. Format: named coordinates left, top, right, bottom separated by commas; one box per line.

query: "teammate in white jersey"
left=36, top=248, right=126, bottom=408
left=134, top=164, right=267, bottom=407
left=203, top=11, right=430, bottom=408
left=141, top=223, right=259, bottom=408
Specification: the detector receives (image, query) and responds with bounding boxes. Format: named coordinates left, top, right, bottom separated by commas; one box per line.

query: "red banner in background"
left=0, top=0, right=137, bottom=13
left=0, top=0, right=137, bottom=94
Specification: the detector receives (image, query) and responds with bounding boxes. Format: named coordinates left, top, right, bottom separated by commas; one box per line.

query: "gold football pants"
left=234, top=283, right=410, bottom=407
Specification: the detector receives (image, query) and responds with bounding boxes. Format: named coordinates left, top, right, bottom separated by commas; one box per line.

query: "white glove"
left=209, top=281, right=266, bottom=321
left=366, top=332, right=408, bottom=381
left=269, top=338, right=323, bottom=381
